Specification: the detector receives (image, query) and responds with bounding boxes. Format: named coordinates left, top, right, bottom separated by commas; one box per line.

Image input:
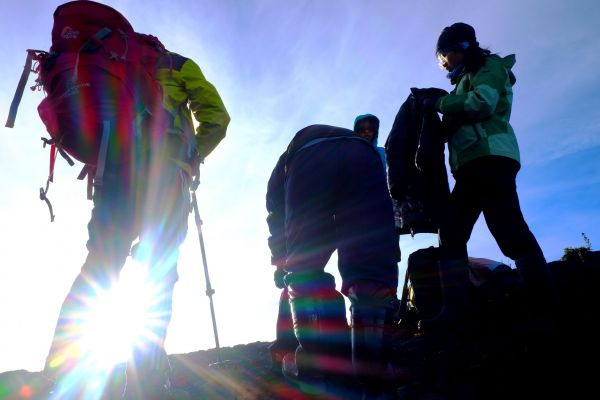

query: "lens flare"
left=49, top=261, right=168, bottom=399
left=78, top=263, right=157, bottom=367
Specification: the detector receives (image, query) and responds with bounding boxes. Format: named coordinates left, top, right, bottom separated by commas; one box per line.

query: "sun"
left=78, top=260, right=160, bottom=368
left=48, top=260, right=166, bottom=399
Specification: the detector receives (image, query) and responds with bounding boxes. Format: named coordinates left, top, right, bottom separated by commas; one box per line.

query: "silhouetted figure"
left=43, top=4, right=230, bottom=398
left=419, top=22, right=551, bottom=332
left=266, top=124, right=400, bottom=398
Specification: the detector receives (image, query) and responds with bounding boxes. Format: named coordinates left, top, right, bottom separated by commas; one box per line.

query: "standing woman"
left=420, top=22, right=551, bottom=331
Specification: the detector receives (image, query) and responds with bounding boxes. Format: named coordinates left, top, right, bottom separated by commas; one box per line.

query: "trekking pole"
left=191, top=174, right=222, bottom=363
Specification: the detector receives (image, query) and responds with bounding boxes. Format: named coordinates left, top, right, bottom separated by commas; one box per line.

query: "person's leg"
left=478, top=157, right=544, bottom=261
left=268, top=287, right=300, bottom=373
left=479, top=157, right=552, bottom=317
left=125, top=138, right=191, bottom=396
left=334, top=140, right=400, bottom=397
left=283, top=143, right=352, bottom=385
left=45, top=164, right=137, bottom=379
left=420, top=161, right=482, bottom=332
left=284, top=271, right=351, bottom=378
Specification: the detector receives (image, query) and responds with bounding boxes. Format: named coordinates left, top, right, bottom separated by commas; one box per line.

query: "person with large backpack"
left=417, top=22, right=551, bottom=333
left=266, top=124, right=400, bottom=399
left=29, top=1, right=231, bottom=398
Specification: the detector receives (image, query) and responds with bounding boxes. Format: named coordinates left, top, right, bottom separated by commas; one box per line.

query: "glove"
left=421, top=96, right=440, bottom=112
left=274, top=268, right=287, bottom=289
left=189, top=151, right=203, bottom=191
left=414, top=87, right=447, bottom=112
left=191, top=149, right=203, bottom=177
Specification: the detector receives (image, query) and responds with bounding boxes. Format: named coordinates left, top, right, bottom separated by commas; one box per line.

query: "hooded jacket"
left=157, top=52, right=230, bottom=161
left=353, top=114, right=386, bottom=169
left=436, top=54, right=519, bottom=173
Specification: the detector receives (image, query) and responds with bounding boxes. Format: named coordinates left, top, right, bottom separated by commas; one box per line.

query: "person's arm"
left=266, top=154, right=287, bottom=269
left=181, top=58, right=231, bottom=160
left=436, top=60, right=507, bottom=121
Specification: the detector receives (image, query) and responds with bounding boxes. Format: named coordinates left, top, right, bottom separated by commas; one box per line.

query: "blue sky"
left=1, top=0, right=599, bottom=373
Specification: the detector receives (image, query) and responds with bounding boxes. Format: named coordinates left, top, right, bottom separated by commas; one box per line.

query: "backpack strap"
left=39, top=146, right=57, bottom=222
left=76, top=120, right=111, bottom=201
left=41, top=137, right=75, bottom=169
left=39, top=179, right=55, bottom=222
left=77, top=165, right=96, bottom=200
left=93, top=120, right=112, bottom=189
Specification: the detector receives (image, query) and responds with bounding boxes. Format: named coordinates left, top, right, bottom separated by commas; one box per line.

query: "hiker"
left=266, top=124, right=400, bottom=398
left=43, top=7, right=230, bottom=399
left=418, top=22, right=551, bottom=331
left=353, top=113, right=386, bottom=169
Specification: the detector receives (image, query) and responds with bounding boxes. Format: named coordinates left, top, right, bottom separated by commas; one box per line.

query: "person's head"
left=353, top=114, right=380, bottom=144
left=435, top=22, right=490, bottom=74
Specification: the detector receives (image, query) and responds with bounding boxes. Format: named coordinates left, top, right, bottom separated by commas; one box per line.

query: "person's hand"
left=190, top=151, right=203, bottom=191
left=274, top=268, right=287, bottom=289
left=192, top=153, right=202, bottom=178
left=418, top=88, right=448, bottom=112
left=421, top=96, right=440, bottom=112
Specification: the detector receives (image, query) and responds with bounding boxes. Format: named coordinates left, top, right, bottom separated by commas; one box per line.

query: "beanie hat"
left=436, top=22, right=478, bottom=54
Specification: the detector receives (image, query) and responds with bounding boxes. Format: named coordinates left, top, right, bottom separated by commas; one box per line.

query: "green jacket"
left=436, top=54, right=520, bottom=173
left=157, top=52, right=230, bottom=161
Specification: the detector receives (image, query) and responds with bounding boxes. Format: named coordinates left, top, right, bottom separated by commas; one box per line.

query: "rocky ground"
left=0, top=342, right=288, bottom=400
left=1, top=250, right=598, bottom=399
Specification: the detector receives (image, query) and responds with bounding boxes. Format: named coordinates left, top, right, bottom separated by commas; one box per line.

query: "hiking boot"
left=123, top=372, right=171, bottom=400
left=418, top=259, right=471, bottom=334
left=347, top=282, right=399, bottom=400
left=123, top=350, right=172, bottom=400
left=281, top=348, right=330, bottom=397
left=27, top=370, right=59, bottom=400
left=515, top=255, right=557, bottom=337
left=282, top=349, right=362, bottom=399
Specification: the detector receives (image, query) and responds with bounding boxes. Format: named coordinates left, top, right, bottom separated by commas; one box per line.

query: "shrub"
left=561, top=233, right=592, bottom=263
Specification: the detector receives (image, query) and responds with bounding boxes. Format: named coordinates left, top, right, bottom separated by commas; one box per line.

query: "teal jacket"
left=436, top=54, right=520, bottom=173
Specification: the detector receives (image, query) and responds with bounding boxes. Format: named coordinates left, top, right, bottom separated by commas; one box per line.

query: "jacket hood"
left=353, top=114, right=380, bottom=144
left=496, top=54, right=517, bottom=85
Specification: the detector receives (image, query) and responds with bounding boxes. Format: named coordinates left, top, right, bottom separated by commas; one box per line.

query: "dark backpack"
left=6, top=0, right=167, bottom=219
left=398, top=247, right=521, bottom=331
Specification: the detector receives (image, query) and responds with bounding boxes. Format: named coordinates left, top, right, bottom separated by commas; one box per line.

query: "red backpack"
left=6, top=0, right=167, bottom=219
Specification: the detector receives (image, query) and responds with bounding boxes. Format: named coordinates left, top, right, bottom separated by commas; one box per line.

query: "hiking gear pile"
left=388, top=247, right=600, bottom=399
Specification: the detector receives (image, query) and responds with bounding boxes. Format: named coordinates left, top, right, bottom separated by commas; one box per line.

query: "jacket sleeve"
left=436, top=61, right=507, bottom=122
left=385, top=95, right=415, bottom=200
left=181, top=59, right=231, bottom=160
left=266, top=153, right=287, bottom=267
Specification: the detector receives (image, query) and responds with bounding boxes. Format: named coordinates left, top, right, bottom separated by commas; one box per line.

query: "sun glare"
left=49, top=260, right=172, bottom=399
left=79, top=261, right=157, bottom=367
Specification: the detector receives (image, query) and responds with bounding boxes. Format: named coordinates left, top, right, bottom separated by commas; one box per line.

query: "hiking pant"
left=439, top=156, right=544, bottom=262
left=284, top=138, right=400, bottom=294
left=46, top=135, right=191, bottom=373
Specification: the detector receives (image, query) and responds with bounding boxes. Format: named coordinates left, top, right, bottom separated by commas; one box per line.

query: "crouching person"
left=266, top=124, right=400, bottom=398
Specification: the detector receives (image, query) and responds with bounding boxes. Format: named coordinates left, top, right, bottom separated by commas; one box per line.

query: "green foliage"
left=561, top=233, right=592, bottom=263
